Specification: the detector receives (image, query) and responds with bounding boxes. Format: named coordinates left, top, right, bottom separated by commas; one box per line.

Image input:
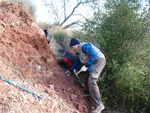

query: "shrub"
left=81, top=0, right=150, bottom=112
left=38, top=22, right=50, bottom=30
left=48, top=26, right=70, bottom=49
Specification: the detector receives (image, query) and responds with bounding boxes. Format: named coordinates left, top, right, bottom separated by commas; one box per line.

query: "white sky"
left=31, top=0, right=149, bottom=25
left=31, top=0, right=51, bottom=23
left=31, top=0, right=105, bottom=25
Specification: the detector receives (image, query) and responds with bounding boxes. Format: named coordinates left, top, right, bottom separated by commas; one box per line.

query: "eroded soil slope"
left=0, top=3, right=89, bottom=113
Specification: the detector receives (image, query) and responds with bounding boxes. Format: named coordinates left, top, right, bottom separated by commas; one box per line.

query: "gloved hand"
left=65, top=70, right=71, bottom=76
left=81, top=65, right=88, bottom=72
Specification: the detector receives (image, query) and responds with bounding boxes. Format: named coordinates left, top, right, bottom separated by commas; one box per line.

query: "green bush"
left=81, top=0, right=150, bottom=112
left=53, top=30, right=69, bottom=48
left=115, top=60, right=150, bottom=112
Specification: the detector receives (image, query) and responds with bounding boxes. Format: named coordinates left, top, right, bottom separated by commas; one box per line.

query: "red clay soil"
left=0, top=2, right=89, bottom=113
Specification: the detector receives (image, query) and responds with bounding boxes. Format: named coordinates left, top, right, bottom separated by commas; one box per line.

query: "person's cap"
left=70, top=38, right=80, bottom=47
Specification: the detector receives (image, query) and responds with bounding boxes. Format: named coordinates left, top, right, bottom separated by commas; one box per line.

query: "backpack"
left=62, top=49, right=75, bottom=67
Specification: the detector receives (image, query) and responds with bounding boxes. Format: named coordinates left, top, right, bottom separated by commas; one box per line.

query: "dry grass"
left=47, top=25, right=63, bottom=35
left=38, top=22, right=50, bottom=30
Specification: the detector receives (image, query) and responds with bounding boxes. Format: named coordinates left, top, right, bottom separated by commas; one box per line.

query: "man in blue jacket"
left=69, top=38, right=106, bottom=113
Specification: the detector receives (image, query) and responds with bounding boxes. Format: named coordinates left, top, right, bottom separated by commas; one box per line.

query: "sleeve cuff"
left=85, top=63, right=90, bottom=67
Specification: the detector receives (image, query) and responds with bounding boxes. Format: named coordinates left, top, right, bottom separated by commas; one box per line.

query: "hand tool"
left=73, top=65, right=88, bottom=79
left=73, top=69, right=81, bottom=79
left=0, top=75, right=42, bottom=99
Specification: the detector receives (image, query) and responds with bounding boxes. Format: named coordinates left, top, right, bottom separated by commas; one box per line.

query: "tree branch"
left=73, top=13, right=88, bottom=20
left=60, top=0, right=93, bottom=26
left=63, top=0, right=66, bottom=19
left=63, top=21, right=80, bottom=29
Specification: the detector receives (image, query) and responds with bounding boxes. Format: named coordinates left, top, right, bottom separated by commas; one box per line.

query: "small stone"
left=70, top=94, right=77, bottom=101
left=65, top=96, right=71, bottom=101
left=62, top=89, right=66, bottom=93
left=67, top=87, right=72, bottom=92
left=46, top=70, right=53, bottom=78
left=48, top=84, right=54, bottom=90
left=39, top=100, right=42, bottom=104
left=77, top=104, right=84, bottom=112
left=37, top=65, right=41, bottom=70
left=49, top=100, right=57, bottom=109
left=11, top=23, right=15, bottom=26
left=44, top=89, right=48, bottom=93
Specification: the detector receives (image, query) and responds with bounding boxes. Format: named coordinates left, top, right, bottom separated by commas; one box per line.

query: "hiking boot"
left=91, top=104, right=105, bottom=113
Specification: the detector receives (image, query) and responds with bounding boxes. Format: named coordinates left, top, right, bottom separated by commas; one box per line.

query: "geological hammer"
left=73, top=69, right=81, bottom=79
left=73, top=65, right=88, bottom=79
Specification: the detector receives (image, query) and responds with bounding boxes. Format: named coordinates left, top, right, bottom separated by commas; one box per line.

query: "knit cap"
left=70, top=38, right=80, bottom=47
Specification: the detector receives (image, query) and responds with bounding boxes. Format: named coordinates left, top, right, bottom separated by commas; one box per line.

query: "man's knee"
left=88, top=77, right=97, bottom=86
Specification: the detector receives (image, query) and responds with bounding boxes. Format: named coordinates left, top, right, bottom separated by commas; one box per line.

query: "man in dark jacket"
left=69, top=38, right=106, bottom=113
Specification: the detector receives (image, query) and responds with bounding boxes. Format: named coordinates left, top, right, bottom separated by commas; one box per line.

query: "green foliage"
left=81, top=0, right=150, bottom=112
left=53, top=30, right=69, bottom=48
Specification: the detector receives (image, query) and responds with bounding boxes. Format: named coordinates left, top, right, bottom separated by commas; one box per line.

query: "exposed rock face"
left=0, top=3, right=89, bottom=113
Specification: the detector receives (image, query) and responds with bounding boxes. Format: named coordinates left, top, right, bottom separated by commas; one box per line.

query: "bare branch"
left=45, top=1, right=61, bottom=23
left=63, top=21, right=80, bottom=29
left=43, top=0, right=95, bottom=25
left=60, top=0, right=93, bottom=26
left=73, top=13, right=87, bottom=20
left=63, top=0, right=66, bottom=19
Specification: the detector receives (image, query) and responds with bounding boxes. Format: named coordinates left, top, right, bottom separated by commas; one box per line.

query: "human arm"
left=70, top=57, right=81, bottom=71
left=82, top=43, right=97, bottom=72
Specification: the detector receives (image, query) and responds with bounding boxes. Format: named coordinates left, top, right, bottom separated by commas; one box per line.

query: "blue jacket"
left=70, top=43, right=97, bottom=72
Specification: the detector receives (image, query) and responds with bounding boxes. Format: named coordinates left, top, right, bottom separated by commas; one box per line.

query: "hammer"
left=73, top=69, right=81, bottom=79
left=73, top=65, right=88, bottom=79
